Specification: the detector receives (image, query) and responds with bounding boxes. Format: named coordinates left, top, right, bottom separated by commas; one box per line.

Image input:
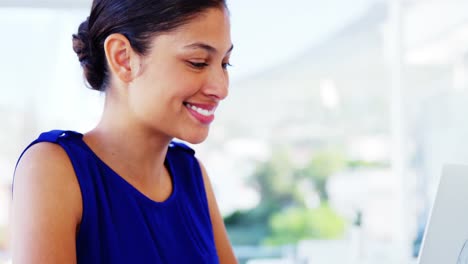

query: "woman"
left=11, top=0, right=237, bottom=263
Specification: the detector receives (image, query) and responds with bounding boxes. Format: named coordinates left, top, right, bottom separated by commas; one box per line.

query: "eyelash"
left=222, top=62, right=232, bottom=69
left=188, top=61, right=232, bottom=70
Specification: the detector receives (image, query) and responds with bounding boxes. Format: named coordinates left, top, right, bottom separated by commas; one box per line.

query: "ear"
left=104, top=33, right=141, bottom=84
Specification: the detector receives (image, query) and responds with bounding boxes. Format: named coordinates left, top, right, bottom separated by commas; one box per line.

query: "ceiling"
left=0, top=0, right=92, bottom=9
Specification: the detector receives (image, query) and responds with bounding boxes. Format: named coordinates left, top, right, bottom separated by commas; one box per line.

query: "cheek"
left=165, top=74, right=204, bottom=101
left=127, top=78, right=167, bottom=118
left=131, top=60, right=203, bottom=113
left=128, top=89, right=163, bottom=121
left=150, top=73, right=196, bottom=98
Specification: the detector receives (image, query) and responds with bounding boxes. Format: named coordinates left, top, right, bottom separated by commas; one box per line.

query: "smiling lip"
left=184, top=102, right=217, bottom=125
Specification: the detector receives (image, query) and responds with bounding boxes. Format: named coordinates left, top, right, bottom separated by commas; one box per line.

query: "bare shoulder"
left=197, top=159, right=210, bottom=189
left=14, top=142, right=81, bottom=203
left=16, top=141, right=72, bottom=171
left=197, top=159, right=238, bottom=264
left=12, top=142, right=81, bottom=263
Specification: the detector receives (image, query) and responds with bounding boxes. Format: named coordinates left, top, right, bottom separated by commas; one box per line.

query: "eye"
left=188, top=61, right=209, bottom=69
left=222, top=62, right=232, bottom=70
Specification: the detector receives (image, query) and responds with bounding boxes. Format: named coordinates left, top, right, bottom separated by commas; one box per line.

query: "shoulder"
left=194, top=159, right=238, bottom=263
left=14, top=129, right=84, bottom=184
left=12, top=141, right=82, bottom=262
left=15, top=141, right=75, bottom=182
left=13, top=141, right=82, bottom=222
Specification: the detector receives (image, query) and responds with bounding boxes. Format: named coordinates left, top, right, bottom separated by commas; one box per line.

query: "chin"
left=179, top=128, right=210, bottom=144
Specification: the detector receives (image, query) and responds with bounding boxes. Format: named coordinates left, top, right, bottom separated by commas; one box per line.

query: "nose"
left=203, top=67, right=229, bottom=100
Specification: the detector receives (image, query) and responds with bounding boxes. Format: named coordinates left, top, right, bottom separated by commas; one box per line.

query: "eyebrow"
left=184, top=42, right=234, bottom=55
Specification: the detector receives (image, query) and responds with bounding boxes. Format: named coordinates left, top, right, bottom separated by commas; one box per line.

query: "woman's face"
left=127, top=7, right=232, bottom=144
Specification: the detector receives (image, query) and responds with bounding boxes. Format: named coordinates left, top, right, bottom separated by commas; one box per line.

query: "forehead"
left=175, top=7, right=230, bottom=35
left=152, top=8, right=232, bottom=52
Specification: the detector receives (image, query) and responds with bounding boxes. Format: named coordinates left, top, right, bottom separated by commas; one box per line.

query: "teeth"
left=186, top=103, right=215, bottom=117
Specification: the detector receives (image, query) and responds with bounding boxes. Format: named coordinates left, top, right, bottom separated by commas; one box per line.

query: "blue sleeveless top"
left=16, top=130, right=220, bottom=264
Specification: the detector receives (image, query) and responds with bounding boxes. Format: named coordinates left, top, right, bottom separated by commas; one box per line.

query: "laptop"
left=418, top=164, right=468, bottom=264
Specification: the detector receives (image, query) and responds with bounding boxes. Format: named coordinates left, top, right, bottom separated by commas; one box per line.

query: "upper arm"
left=198, top=160, right=238, bottom=264
left=12, top=142, right=82, bottom=264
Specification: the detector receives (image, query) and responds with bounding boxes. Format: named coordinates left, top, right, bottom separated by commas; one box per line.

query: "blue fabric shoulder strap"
left=15, top=130, right=70, bottom=169
left=36, top=129, right=68, bottom=142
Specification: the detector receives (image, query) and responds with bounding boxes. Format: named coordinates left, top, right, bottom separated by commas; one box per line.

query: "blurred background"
left=2, top=0, right=468, bottom=263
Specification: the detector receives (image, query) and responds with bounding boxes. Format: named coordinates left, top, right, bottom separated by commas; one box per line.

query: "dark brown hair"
left=72, top=0, right=227, bottom=91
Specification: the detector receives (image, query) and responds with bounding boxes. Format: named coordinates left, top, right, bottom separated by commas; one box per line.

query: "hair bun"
left=72, top=19, right=91, bottom=64
left=72, top=18, right=105, bottom=91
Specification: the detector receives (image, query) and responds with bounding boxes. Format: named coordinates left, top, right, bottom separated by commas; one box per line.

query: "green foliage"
left=264, top=204, right=346, bottom=246
left=248, top=150, right=300, bottom=208
left=224, top=206, right=278, bottom=245
left=225, top=223, right=269, bottom=245
left=225, top=147, right=361, bottom=246
left=238, top=150, right=304, bottom=222
left=297, top=150, right=346, bottom=200
left=347, top=159, right=389, bottom=169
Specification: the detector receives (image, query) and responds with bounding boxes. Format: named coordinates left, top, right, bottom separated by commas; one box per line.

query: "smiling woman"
left=11, top=1, right=237, bottom=264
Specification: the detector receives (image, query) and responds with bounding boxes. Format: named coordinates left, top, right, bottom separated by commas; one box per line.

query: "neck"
left=83, top=100, right=172, bottom=186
